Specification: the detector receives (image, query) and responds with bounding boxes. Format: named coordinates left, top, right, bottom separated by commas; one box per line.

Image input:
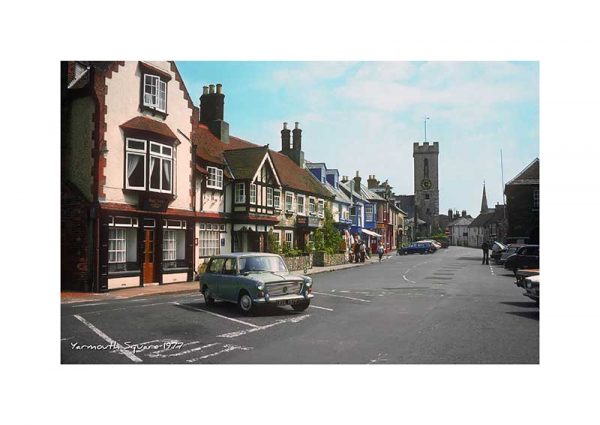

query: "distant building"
left=448, top=216, right=473, bottom=246
left=505, top=158, right=539, bottom=244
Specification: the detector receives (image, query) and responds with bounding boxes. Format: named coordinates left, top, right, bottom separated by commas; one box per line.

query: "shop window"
left=199, top=229, right=220, bottom=257
left=143, top=74, right=167, bottom=113
left=163, top=228, right=186, bottom=269
left=108, top=216, right=139, bottom=273
left=207, top=166, right=223, bottom=190
left=235, top=183, right=245, bottom=204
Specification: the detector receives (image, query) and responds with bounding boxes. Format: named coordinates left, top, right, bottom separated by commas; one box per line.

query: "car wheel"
left=292, top=301, right=310, bottom=311
left=238, top=291, right=255, bottom=315
left=203, top=286, right=215, bottom=305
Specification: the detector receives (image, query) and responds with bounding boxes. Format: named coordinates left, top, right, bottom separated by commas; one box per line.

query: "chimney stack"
left=200, top=83, right=229, bottom=143
left=353, top=171, right=362, bottom=194
left=281, top=122, right=291, bottom=152
left=367, top=175, right=378, bottom=189
left=448, top=208, right=453, bottom=218
left=462, top=210, right=467, bottom=217
left=281, top=121, right=304, bottom=167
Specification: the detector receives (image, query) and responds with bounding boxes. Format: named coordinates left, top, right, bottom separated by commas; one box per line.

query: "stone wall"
left=313, top=251, right=347, bottom=267
left=283, top=254, right=313, bottom=271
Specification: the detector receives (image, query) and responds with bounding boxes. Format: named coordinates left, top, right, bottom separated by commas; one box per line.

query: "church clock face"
left=421, top=178, right=432, bottom=190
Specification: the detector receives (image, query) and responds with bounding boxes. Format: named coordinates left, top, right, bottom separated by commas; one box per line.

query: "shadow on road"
left=175, top=300, right=303, bottom=318
left=506, top=311, right=539, bottom=321
left=501, top=301, right=538, bottom=308
left=456, top=256, right=481, bottom=261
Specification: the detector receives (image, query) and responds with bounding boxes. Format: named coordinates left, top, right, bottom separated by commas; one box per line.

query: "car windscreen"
left=239, top=256, right=288, bottom=273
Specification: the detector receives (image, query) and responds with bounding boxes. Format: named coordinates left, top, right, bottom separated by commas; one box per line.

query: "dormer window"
left=206, top=166, right=223, bottom=190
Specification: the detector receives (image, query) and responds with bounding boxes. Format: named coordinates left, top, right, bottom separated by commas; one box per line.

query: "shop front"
left=296, top=215, right=320, bottom=251
left=98, top=204, right=194, bottom=292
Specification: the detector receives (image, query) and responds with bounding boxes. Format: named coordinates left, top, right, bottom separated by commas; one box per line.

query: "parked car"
left=504, top=245, right=539, bottom=275
left=523, top=275, right=539, bottom=305
left=418, top=239, right=441, bottom=250
left=515, top=269, right=539, bottom=288
left=491, top=241, right=506, bottom=263
left=497, top=244, right=526, bottom=265
left=398, top=242, right=435, bottom=255
left=198, top=253, right=313, bottom=314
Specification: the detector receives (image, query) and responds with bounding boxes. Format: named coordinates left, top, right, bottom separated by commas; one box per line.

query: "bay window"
left=143, top=74, right=167, bottom=113
left=149, top=142, right=173, bottom=193
left=318, top=199, right=324, bottom=217
left=267, top=187, right=273, bottom=207
left=285, top=231, right=293, bottom=250
left=366, top=204, right=374, bottom=222
left=235, top=182, right=245, bottom=204
left=207, top=166, right=223, bottom=190
left=309, top=197, right=316, bottom=214
left=125, top=139, right=146, bottom=190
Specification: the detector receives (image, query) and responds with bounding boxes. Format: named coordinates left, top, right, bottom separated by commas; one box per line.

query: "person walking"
left=481, top=240, right=490, bottom=265
left=377, top=243, right=384, bottom=262
left=359, top=242, right=366, bottom=263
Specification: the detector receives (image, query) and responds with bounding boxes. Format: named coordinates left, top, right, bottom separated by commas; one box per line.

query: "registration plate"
left=276, top=299, right=300, bottom=306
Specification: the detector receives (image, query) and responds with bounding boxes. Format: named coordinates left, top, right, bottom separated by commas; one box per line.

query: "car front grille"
left=266, top=281, right=302, bottom=296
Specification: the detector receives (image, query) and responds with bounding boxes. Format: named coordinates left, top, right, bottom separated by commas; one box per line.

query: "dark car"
left=504, top=245, right=539, bottom=275
left=497, top=244, right=526, bottom=265
left=397, top=242, right=434, bottom=255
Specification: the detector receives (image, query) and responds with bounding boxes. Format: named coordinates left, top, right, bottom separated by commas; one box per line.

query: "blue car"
left=397, top=242, right=433, bottom=255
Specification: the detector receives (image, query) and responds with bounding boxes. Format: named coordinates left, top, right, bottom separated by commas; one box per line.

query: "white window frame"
left=235, top=182, right=246, bottom=204
left=309, top=197, right=316, bottom=215
left=365, top=204, right=374, bottom=222
left=163, top=230, right=176, bottom=261
left=149, top=141, right=173, bottom=194
left=272, top=230, right=281, bottom=245
left=285, top=192, right=295, bottom=213
left=125, top=138, right=147, bottom=190
left=250, top=183, right=257, bottom=204
left=199, top=229, right=221, bottom=257
left=206, top=166, right=223, bottom=190
left=273, top=189, right=281, bottom=210
left=285, top=230, right=294, bottom=250
left=108, top=228, right=126, bottom=263
left=318, top=199, right=325, bottom=218
left=143, top=74, right=167, bottom=113
left=267, top=187, right=274, bottom=207
left=297, top=194, right=306, bottom=215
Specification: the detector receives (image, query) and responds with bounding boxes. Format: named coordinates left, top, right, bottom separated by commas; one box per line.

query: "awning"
left=361, top=229, right=381, bottom=238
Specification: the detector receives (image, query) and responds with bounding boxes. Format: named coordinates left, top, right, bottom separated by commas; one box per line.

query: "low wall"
left=284, top=254, right=313, bottom=271
left=312, top=251, right=347, bottom=267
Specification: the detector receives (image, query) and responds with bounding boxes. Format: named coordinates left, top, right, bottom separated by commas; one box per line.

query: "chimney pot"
left=295, top=122, right=299, bottom=129
left=202, top=86, right=209, bottom=95
left=216, top=83, right=222, bottom=94
left=209, top=84, right=215, bottom=94
left=283, top=122, right=288, bottom=130
left=356, top=171, right=359, bottom=177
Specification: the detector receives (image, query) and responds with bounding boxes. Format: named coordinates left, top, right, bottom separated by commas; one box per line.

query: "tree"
left=315, top=206, right=343, bottom=254
left=267, top=229, right=280, bottom=254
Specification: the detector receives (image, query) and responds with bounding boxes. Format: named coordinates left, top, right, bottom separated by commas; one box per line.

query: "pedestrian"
left=481, top=240, right=490, bottom=265
left=360, top=242, right=366, bottom=263
left=353, top=240, right=360, bottom=263
left=377, top=243, right=384, bottom=262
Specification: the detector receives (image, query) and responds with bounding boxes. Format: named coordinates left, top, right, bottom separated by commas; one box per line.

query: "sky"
left=177, top=61, right=539, bottom=217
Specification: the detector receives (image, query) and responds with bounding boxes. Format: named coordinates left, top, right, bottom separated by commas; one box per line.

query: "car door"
left=219, top=258, right=239, bottom=302
left=205, top=258, right=225, bottom=298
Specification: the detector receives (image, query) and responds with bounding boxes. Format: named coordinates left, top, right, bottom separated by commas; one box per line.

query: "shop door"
left=143, top=229, right=155, bottom=283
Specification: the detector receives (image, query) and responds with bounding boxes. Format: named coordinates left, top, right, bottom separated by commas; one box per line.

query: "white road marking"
left=128, top=298, right=149, bottom=302
left=73, top=314, right=142, bottom=363
left=217, top=314, right=311, bottom=338
left=149, top=342, right=220, bottom=359
left=71, top=302, right=110, bottom=308
left=313, top=291, right=371, bottom=303
left=186, top=344, right=253, bottom=363
left=310, top=305, right=334, bottom=311
left=82, top=301, right=174, bottom=315
left=369, top=352, right=389, bottom=364
left=172, top=302, right=259, bottom=328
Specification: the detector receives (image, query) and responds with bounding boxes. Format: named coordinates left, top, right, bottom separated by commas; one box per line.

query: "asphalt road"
left=61, top=246, right=538, bottom=364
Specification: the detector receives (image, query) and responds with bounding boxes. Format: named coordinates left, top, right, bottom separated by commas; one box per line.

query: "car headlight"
left=526, top=280, right=532, bottom=289
left=304, top=277, right=312, bottom=288
left=256, top=283, right=265, bottom=291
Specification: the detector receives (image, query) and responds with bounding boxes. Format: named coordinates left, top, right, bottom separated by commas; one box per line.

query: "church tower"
left=414, top=142, right=440, bottom=234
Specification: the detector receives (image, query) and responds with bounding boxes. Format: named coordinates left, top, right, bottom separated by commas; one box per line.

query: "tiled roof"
left=193, top=125, right=331, bottom=198
left=448, top=217, right=473, bottom=227
left=223, top=146, right=269, bottom=180
left=506, top=158, right=539, bottom=186
left=120, top=116, right=177, bottom=140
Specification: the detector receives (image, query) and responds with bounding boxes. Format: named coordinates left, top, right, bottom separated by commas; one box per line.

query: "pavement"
left=60, top=254, right=393, bottom=304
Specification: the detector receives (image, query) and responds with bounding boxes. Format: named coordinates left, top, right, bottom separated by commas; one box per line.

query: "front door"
left=143, top=229, right=155, bottom=284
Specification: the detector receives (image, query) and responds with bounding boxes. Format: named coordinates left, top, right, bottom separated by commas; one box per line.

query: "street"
left=61, top=246, right=538, bottom=364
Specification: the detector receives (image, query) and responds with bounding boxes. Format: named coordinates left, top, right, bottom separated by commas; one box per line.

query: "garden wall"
left=312, top=252, right=347, bottom=267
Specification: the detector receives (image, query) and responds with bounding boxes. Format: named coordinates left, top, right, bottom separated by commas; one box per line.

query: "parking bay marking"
left=217, top=314, right=311, bottom=338
left=186, top=344, right=253, bottom=363
left=73, top=314, right=142, bottom=363
left=310, top=305, right=334, bottom=311
left=313, top=291, right=371, bottom=303
left=172, top=302, right=259, bottom=328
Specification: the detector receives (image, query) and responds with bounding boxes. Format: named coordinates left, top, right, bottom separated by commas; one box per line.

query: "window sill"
left=108, top=270, right=141, bottom=278
left=140, top=105, right=168, bottom=119
left=206, top=185, right=223, bottom=191
left=162, top=267, right=190, bottom=274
